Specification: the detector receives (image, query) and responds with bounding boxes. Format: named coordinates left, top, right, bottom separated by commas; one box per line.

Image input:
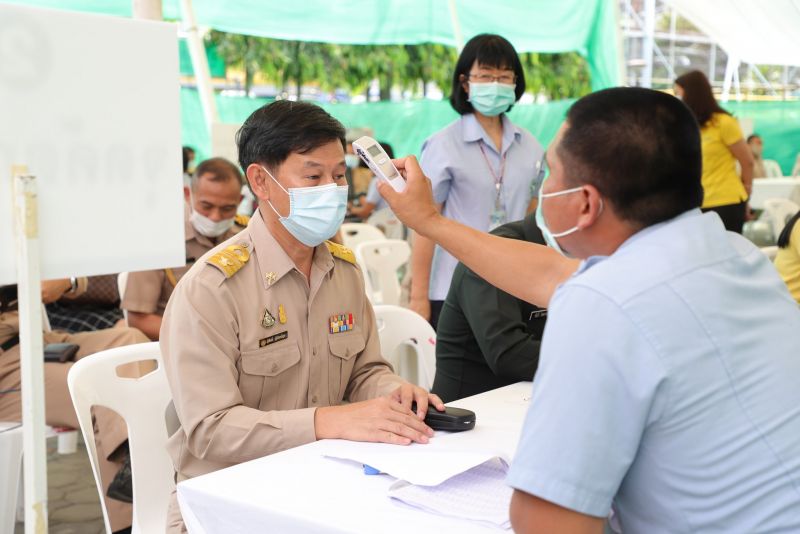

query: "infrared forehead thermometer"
left=352, top=136, right=407, bottom=192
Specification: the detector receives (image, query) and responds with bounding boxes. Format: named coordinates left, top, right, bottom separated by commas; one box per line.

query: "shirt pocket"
left=327, top=329, right=366, bottom=404
left=239, top=342, right=301, bottom=412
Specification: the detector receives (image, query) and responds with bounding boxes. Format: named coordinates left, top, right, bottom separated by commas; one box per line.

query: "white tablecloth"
left=177, top=382, right=533, bottom=534
left=749, top=177, right=800, bottom=209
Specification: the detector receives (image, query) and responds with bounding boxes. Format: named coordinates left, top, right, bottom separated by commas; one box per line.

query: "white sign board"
left=0, top=4, right=184, bottom=284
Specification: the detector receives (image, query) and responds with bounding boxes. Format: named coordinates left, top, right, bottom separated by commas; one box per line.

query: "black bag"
left=43, top=343, right=79, bottom=363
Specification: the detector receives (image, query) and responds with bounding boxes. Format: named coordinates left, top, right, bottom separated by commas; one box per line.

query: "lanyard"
left=478, top=140, right=506, bottom=194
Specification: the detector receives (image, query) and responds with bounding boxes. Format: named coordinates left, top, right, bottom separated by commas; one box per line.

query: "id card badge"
left=489, top=207, right=506, bottom=231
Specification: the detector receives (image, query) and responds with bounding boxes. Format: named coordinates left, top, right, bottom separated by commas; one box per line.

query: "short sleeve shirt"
left=420, top=113, right=544, bottom=300
left=506, top=210, right=800, bottom=533
left=364, top=178, right=388, bottom=211
left=700, top=113, right=748, bottom=208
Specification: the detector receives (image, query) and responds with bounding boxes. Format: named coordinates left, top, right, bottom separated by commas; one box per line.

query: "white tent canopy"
left=668, top=0, right=800, bottom=67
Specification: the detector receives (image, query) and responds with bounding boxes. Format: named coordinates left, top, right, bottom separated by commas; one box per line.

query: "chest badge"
left=329, top=312, right=354, bottom=334
left=278, top=304, right=287, bottom=324
left=261, top=307, right=276, bottom=328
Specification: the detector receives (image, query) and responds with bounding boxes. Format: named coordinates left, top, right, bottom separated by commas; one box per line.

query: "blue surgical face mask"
left=262, top=166, right=349, bottom=247
left=535, top=174, right=585, bottom=257
left=468, top=82, right=516, bottom=116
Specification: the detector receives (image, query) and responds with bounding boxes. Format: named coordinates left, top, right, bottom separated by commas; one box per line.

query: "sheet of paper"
left=388, top=458, right=512, bottom=529
left=320, top=438, right=508, bottom=487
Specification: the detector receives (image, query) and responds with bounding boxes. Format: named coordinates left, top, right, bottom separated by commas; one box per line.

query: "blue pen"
left=363, top=464, right=381, bottom=475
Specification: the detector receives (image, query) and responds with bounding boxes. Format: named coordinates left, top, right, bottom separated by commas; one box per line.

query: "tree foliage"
left=207, top=30, right=591, bottom=101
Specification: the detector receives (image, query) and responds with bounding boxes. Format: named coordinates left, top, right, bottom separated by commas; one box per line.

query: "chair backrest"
left=373, top=305, right=436, bottom=390
left=763, top=159, right=784, bottom=178
left=762, top=198, right=800, bottom=241
left=67, top=342, right=174, bottom=534
left=117, top=272, right=129, bottom=324
left=760, top=245, right=779, bottom=262
left=340, top=222, right=386, bottom=249
left=355, top=240, right=410, bottom=306
left=366, top=208, right=405, bottom=240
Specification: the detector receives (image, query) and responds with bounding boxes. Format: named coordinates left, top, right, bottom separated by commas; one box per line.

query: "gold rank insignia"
left=329, top=312, right=354, bottom=334
left=325, top=241, right=356, bottom=265
left=234, top=214, right=250, bottom=227
left=265, top=271, right=277, bottom=285
left=278, top=304, right=287, bottom=324
left=261, top=307, right=276, bottom=328
left=207, top=245, right=250, bottom=278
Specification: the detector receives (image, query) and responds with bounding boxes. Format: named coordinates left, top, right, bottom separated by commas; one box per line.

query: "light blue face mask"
left=535, top=173, right=584, bottom=257
left=468, top=82, right=516, bottom=116
left=262, top=166, right=349, bottom=247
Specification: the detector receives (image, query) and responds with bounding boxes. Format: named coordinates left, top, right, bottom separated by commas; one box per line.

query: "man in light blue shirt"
left=378, top=87, right=800, bottom=533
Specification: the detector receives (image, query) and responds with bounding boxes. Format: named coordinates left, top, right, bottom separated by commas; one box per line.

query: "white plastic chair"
left=0, top=422, right=23, bottom=534
left=340, top=222, right=386, bottom=250
left=355, top=240, right=410, bottom=306
left=373, top=305, right=436, bottom=390
left=760, top=246, right=779, bottom=262
left=67, top=342, right=174, bottom=534
left=763, top=159, right=783, bottom=178
left=762, top=198, right=799, bottom=242
left=366, top=208, right=405, bottom=240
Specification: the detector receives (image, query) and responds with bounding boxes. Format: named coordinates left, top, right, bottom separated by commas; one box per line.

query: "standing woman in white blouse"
left=410, top=34, right=544, bottom=329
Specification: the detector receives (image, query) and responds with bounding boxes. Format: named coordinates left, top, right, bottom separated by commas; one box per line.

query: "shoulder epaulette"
left=234, top=214, right=250, bottom=227
left=207, top=244, right=250, bottom=278
left=325, top=241, right=356, bottom=265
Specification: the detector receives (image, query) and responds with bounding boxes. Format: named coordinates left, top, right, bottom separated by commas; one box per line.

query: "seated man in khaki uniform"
left=0, top=282, right=149, bottom=533
left=161, top=100, right=444, bottom=532
left=122, top=157, right=247, bottom=340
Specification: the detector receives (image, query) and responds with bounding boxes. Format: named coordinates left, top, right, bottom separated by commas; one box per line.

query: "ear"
left=246, top=163, right=270, bottom=202
left=183, top=186, right=191, bottom=203
left=460, top=74, right=470, bottom=96
left=576, top=184, right=604, bottom=230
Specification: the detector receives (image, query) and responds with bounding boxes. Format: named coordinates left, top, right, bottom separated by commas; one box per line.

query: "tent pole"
left=722, top=54, right=738, bottom=102
left=447, top=0, right=464, bottom=53
left=641, top=0, right=655, bottom=88
left=180, top=0, right=219, bottom=134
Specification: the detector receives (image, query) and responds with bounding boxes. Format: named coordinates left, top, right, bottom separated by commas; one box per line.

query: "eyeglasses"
left=468, top=72, right=516, bottom=84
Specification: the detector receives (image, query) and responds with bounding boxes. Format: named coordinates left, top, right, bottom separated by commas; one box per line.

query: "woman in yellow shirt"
left=675, top=70, right=754, bottom=233
left=775, top=211, right=800, bottom=304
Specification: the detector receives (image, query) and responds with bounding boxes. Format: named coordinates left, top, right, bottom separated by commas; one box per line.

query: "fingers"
left=399, top=384, right=415, bottom=413
left=382, top=409, right=433, bottom=444
left=428, top=393, right=445, bottom=412
left=411, top=387, right=429, bottom=419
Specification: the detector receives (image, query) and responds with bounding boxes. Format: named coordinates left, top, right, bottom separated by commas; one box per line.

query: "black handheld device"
left=412, top=402, right=476, bottom=432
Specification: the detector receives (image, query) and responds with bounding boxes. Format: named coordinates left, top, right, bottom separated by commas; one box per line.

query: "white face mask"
left=189, top=190, right=235, bottom=237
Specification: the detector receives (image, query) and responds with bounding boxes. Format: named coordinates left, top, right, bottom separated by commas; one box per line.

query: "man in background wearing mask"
left=121, top=157, right=247, bottom=340
left=159, top=100, right=443, bottom=532
left=379, top=87, right=800, bottom=533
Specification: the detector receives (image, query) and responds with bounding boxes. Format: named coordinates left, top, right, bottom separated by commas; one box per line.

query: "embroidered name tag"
left=528, top=309, right=547, bottom=320
left=259, top=331, right=288, bottom=347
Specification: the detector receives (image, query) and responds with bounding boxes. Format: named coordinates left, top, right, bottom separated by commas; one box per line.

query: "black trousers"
left=429, top=300, right=445, bottom=332
left=702, top=201, right=747, bottom=234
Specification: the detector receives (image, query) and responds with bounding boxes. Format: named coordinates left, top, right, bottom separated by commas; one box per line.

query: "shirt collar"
left=461, top=113, right=521, bottom=152
left=249, top=208, right=335, bottom=290
left=574, top=208, right=703, bottom=276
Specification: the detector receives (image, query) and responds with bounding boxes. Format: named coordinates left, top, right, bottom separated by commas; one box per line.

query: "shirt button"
left=311, top=395, right=318, bottom=404
left=312, top=347, right=317, bottom=356
left=271, top=362, right=278, bottom=373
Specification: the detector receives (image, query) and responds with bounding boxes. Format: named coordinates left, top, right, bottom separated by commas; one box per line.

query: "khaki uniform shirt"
left=121, top=207, right=246, bottom=316
left=161, top=209, right=403, bottom=480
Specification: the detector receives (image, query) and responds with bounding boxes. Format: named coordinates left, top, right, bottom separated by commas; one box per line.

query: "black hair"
left=182, top=146, right=195, bottom=173
left=379, top=141, right=395, bottom=159
left=747, top=134, right=761, bottom=143
left=558, top=87, right=703, bottom=228
left=778, top=211, right=800, bottom=248
left=193, top=157, right=244, bottom=188
left=236, top=100, right=346, bottom=172
left=449, top=34, right=526, bottom=115
left=675, top=70, right=729, bottom=127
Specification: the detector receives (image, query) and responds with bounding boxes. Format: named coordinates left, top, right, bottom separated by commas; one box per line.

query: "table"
left=0, top=422, right=23, bottom=534
left=177, top=382, right=533, bottom=534
left=749, top=177, right=800, bottom=209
